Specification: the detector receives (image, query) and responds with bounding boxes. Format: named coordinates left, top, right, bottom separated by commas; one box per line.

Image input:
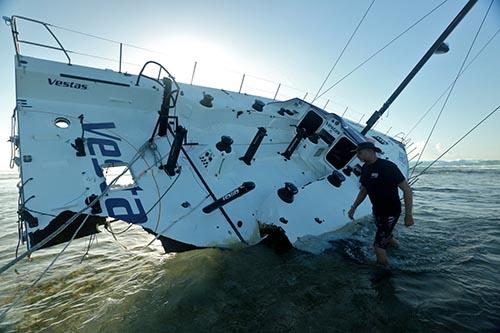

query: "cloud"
left=435, top=143, right=444, bottom=154
left=408, top=140, right=448, bottom=161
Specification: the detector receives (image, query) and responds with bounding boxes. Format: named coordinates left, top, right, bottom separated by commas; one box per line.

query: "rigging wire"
left=145, top=194, right=210, bottom=248
left=410, top=0, right=495, bottom=178
left=100, top=131, right=182, bottom=238
left=144, top=172, right=182, bottom=216
left=103, top=158, right=181, bottom=244
left=76, top=123, right=166, bottom=239
left=49, top=22, right=245, bottom=77
left=23, top=208, right=57, bottom=218
left=0, top=214, right=91, bottom=319
left=2, top=78, right=191, bottom=314
left=312, top=0, right=376, bottom=103
left=105, top=221, right=133, bottom=236
left=104, top=222, right=132, bottom=251
left=80, top=233, right=97, bottom=263
left=67, top=49, right=140, bottom=67
left=1, top=136, right=185, bottom=316
left=12, top=3, right=447, bottom=108
left=0, top=137, right=172, bottom=318
left=110, top=131, right=165, bottom=234
left=48, top=23, right=122, bottom=45
left=12, top=107, right=167, bottom=248
left=313, top=0, right=449, bottom=103
left=50, top=22, right=174, bottom=59
left=405, top=25, right=500, bottom=138
left=9, top=131, right=179, bottom=274
left=0, top=141, right=150, bottom=277
left=409, top=103, right=500, bottom=185
left=1, top=17, right=259, bottom=317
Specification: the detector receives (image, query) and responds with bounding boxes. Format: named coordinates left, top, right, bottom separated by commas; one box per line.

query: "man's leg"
left=374, top=245, right=389, bottom=267
left=371, top=245, right=392, bottom=284
left=373, top=215, right=399, bottom=266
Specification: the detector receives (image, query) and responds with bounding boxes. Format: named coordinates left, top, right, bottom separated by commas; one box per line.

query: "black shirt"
left=360, top=158, right=405, bottom=216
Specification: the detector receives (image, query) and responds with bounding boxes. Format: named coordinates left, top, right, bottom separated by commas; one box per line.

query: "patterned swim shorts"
left=374, top=215, right=400, bottom=249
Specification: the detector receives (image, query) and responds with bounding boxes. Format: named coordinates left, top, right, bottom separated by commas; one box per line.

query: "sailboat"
left=4, top=0, right=479, bottom=255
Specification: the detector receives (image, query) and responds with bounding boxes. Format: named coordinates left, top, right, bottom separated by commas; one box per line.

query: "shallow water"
left=1, top=161, right=499, bottom=332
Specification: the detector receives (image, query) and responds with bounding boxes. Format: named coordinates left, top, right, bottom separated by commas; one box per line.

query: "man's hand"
left=404, top=214, right=414, bottom=227
left=348, top=206, right=356, bottom=220
left=399, top=181, right=414, bottom=228
left=349, top=187, right=367, bottom=221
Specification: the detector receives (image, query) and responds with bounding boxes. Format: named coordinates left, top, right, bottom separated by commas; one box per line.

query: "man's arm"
left=398, top=180, right=414, bottom=226
left=348, top=186, right=367, bottom=220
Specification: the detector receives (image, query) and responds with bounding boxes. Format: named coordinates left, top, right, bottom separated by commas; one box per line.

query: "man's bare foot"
left=389, top=238, right=399, bottom=248
left=374, top=246, right=389, bottom=267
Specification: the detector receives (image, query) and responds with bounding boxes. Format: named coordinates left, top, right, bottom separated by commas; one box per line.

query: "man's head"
left=355, top=142, right=381, bottom=163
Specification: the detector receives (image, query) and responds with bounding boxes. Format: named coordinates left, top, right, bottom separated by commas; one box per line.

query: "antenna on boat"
left=360, top=0, right=477, bottom=135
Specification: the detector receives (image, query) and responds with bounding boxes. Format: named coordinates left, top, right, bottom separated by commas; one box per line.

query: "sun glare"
left=118, top=35, right=293, bottom=99
left=128, top=36, right=245, bottom=91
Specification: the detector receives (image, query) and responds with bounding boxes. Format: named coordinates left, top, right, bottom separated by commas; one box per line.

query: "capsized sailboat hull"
left=13, top=55, right=408, bottom=253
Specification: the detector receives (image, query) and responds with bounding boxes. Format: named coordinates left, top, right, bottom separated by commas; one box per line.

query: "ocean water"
left=0, top=161, right=499, bottom=332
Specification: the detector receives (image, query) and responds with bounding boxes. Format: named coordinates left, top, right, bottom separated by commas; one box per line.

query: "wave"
left=410, top=160, right=500, bottom=176
left=412, top=167, right=500, bottom=176
left=410, top=160, right=500, bottom=169
left=413, top=186, right=478, bottom=193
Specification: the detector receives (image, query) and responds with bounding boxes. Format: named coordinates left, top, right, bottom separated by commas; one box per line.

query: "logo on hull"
left=48, top=78, right=88, bottom=90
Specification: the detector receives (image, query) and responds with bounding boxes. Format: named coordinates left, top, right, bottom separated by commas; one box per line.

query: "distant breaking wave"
left=410, top=160, right=500, bottom=170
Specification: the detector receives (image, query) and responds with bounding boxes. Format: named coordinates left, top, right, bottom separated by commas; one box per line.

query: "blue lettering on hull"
left=84, top=122, right=148, bottom=224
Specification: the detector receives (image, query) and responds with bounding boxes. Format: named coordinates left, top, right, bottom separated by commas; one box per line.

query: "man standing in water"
left=348, top=142, right=414, bottom=268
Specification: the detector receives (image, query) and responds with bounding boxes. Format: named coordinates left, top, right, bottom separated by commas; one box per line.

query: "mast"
left=361, top=0, right=478, bottom=135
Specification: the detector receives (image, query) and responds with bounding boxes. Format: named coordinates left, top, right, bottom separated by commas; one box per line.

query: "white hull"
left=13, top=55, right=409, bottom=253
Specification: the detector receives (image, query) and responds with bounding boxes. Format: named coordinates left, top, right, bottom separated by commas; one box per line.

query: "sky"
left=0, top=0, right=499, bottom=171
